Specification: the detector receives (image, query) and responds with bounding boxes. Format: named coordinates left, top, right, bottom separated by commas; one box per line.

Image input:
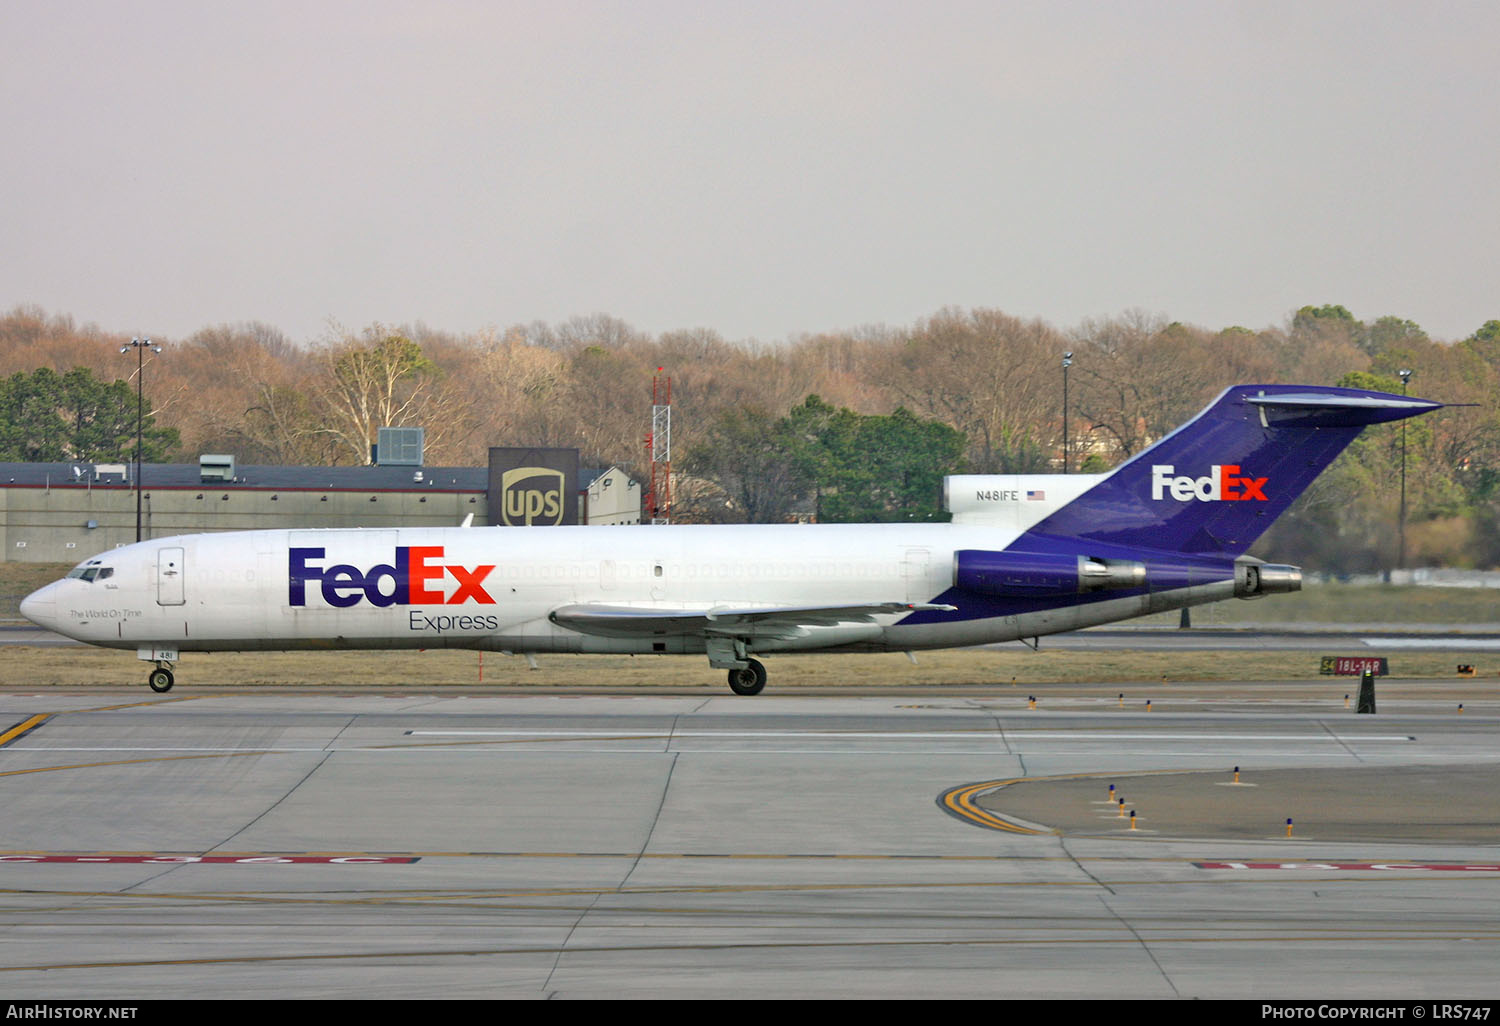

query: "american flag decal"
left=1026, top=490, right=1045, bottom=501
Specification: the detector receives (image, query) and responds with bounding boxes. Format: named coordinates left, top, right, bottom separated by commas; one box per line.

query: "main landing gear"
left=147, top=663, right=175, bottom=693
left=727, top=658, right=767, bottom=696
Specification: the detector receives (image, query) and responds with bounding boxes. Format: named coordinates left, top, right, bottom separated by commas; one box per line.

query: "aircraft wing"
left=549, top=601, right=957, bottom=641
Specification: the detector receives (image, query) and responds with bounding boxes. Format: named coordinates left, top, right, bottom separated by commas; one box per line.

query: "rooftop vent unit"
left=376, top=427, right=424, bottom=467
left=199, top=454, right=236, bottom=482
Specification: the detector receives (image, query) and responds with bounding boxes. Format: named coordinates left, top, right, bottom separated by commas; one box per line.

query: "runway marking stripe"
left=0, top=852, right=417, bottom=864
left=1369, top=638, right=1500, bottom=649
left=0, top=714, right=50, bottom=747
left=0, top=855, right=416, bottom=864
left=4, top=850, right=1487, bottom=869
left=1198, top=862, right=1500, bottom=872
left=408, top=729, right=1419, bottom=741
left=10, top=930, right=1500, bottom=974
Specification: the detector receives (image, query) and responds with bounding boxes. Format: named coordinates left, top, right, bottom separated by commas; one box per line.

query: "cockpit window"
left=65, top=560, right=112, bottom=583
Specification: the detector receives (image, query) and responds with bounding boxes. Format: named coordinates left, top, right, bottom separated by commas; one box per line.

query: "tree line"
left=1, top=303, right=1497, bottom=572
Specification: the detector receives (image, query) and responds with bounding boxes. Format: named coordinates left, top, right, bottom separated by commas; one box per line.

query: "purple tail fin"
left=1026, top=384, right=1442, bottom=556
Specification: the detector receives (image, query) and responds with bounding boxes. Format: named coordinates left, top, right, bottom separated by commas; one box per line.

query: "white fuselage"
left=20, top=519, right=1193, bottom=659
left=21, top=383, right=1440, bottom=693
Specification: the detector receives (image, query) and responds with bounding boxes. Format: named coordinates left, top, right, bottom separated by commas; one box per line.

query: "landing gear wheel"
left=727, top=658, right=767, bottom=696
left=147, top=667, right=175, bottom=693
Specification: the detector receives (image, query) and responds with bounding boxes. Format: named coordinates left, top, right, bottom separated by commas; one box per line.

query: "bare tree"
left=312, top=327, right=471, bottom=465
left=877, top=307, right=1060, bottom=472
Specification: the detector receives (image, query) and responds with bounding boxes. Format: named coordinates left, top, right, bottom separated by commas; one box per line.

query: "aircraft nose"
left=19, top=583, right=59, bottom=631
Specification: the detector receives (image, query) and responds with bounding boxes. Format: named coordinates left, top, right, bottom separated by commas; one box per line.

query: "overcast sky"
left=3, top=1, right=1496, bottom=345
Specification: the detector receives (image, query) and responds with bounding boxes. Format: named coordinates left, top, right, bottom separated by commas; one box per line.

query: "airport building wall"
left=580, top=466, right=643, bottom=525
left=0, top=483, right=486, bottom=564
left=0, top=461, right=490, bottom=564
left=0, top=460, right=643, bottom=564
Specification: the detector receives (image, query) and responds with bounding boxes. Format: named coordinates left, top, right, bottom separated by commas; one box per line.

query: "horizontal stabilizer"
left=1244, top=391, right=1442, bottom=411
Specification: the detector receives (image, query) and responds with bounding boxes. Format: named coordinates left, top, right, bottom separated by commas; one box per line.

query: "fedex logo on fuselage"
left=289, top=546, right=495, bottom=608
left=1151, top=465, right=1268, bottom=503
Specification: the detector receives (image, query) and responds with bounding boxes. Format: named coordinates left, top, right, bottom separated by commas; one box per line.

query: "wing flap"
left=549, top=601, right=956, bottom=639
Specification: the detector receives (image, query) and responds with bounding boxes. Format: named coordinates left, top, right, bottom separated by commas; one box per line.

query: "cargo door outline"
left=157, top=546, right=185, bottom=606
left=902, top=547, right=931, bottom=604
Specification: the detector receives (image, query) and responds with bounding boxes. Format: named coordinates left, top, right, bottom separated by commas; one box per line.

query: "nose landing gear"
left=147, top=663, right=175, bottom=693
left=136, top=648, right=180, bottom=693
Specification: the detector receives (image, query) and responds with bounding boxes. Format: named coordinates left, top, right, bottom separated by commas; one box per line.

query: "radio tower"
left=645, top=368, right=672, bottom=524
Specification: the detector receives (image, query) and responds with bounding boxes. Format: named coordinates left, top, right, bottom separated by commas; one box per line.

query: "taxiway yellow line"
left=939, top=768, right=1208, bottom=834
left=7, top=928, right=1500, bottom=975
left=0, top=749, right=272, bottom=779
left=0, top=714, right=50, bottom=748
left=0, top=696, right=207, bottom=752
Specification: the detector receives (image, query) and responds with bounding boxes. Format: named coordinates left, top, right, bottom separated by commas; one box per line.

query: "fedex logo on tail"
left=289, top=546, right=495, bottom=608
left=1151, top=465, right=1268, bottom=503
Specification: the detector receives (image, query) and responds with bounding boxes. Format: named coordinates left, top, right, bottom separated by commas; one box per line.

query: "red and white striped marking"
left=0, top=855, right=417, bottom=864
left=1198, top=861, right=1500, bottom=872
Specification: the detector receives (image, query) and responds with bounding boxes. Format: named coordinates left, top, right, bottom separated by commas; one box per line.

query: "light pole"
left=1062, top=351, right=1073, bottom=473
left=121, top=337, right=162, bottom=542
left=1398, top=368, right=1412, bottom=572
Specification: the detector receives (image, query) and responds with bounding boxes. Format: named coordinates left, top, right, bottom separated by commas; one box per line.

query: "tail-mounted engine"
left=955, top=550, right=1146, bottom=597
left=1234, top=559, right=1302, bottom=598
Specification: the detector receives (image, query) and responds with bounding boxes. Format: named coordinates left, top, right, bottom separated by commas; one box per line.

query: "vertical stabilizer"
left=1025, top=385, right=1442, bottom=556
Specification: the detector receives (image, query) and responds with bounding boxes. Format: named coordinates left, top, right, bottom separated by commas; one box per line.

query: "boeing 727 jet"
left=20, top=384, right=1442, bottom=694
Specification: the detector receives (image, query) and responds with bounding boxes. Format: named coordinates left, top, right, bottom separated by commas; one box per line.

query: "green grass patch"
left=0, top=644, right=1490, bottom=689
left=1123, top=581, right=1497, bottom=626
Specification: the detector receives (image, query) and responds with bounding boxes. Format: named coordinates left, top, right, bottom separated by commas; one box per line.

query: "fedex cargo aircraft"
left=20, top=384, right=1442, bottom=695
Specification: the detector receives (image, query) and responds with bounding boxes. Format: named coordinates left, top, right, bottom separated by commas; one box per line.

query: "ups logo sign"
left=488, top=447, right=577, bottom=527
left=500, top=467, right=566, bottom=526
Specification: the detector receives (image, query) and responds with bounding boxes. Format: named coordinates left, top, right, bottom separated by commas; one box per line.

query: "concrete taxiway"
left=0, top=683, right=1497, bottom=999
